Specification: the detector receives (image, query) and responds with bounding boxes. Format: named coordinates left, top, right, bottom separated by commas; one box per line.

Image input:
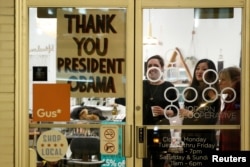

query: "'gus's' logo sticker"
left=33, top=84, right=70, bottom=121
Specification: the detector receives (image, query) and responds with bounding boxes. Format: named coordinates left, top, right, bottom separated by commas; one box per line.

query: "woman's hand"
left=179, top=108, right=193, bottom=118
left=165, top=109, right=174, bottom=117
left=151, top=106, right=174, bottom=117
left=151, top=106, right=163, bottom=116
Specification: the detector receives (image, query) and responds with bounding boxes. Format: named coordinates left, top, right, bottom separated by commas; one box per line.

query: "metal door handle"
left=122, top=124, right=132, bottom=157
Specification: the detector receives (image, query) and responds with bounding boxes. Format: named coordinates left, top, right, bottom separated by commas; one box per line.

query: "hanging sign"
left=56, top=9, right=126, bottom=98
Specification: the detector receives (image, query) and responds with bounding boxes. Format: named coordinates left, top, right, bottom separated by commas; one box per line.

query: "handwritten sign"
left=56, top=9, right=126, bottom=97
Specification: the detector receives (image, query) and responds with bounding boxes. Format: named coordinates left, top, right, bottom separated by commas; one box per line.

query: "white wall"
left=29, top=8, right=57, bottom=110
left=143, top=8, right=242, bottom=70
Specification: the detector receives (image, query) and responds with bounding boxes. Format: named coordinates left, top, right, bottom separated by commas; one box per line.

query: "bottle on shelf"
left=218, top=49, right=224, bottom=72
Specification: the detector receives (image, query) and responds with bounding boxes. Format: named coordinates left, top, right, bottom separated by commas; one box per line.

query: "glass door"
left=16, top=0, right=250, bottom=167
left=26, top=1, right=134, bottom=167
left=135, top=0, right=247, bottom=167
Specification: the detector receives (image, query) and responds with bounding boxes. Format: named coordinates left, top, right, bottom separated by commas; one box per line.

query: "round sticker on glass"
left=36, top=130, right=68, bottom=162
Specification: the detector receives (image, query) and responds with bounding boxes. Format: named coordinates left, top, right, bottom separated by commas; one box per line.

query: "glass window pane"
left=29, top=7, right=127, bottom=166
left=142, top=8, right=241, bottom=167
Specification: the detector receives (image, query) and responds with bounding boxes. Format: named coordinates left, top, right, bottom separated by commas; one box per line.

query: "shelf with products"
left=165, top=47, right=193, bottom=83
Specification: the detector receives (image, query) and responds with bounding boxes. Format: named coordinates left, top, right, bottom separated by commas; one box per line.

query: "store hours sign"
left=56, top=9, right=126, bottom=97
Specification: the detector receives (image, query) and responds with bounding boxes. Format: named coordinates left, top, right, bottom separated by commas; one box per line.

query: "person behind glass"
left=143, top=55, right=179, bottom=124
left=218, top=66, right=240, bottom=151
left=143, top=55, right=179, bottom=167
left=179, top=59, right=221, bottom=153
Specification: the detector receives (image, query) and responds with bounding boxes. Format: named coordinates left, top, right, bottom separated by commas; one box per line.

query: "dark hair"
left=146, top=55, right=165, bottom=68
left=186, top=59, right=220, bottom=105
left=191, top=59, right=217, bottom=87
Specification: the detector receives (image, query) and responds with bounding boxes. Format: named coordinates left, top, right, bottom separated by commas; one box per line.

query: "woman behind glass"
left=219, top=66, right=241, bottom=151
left=143, top=55, right=179, bottom=167
left=180, top=59, right=221, bottom=153
left=143, top=55, right=179, bottom=125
